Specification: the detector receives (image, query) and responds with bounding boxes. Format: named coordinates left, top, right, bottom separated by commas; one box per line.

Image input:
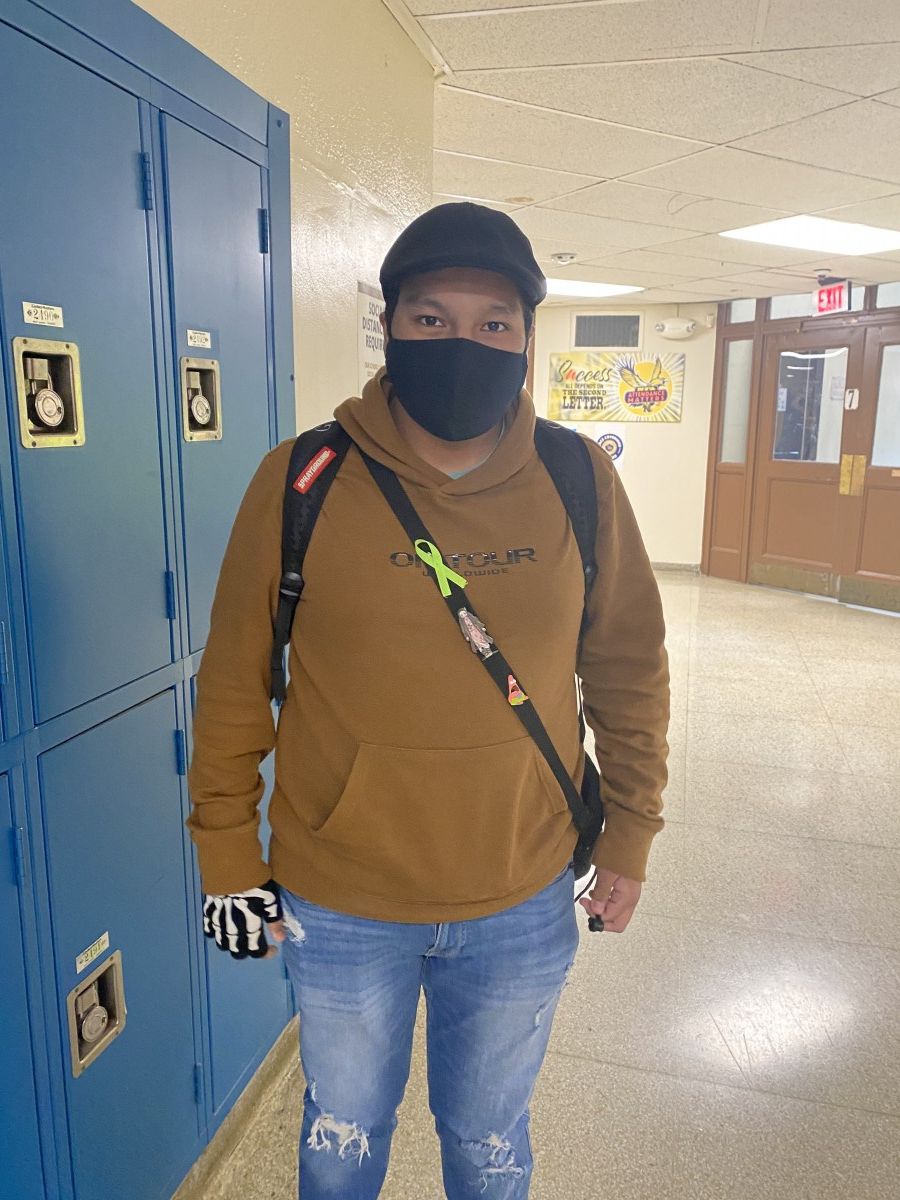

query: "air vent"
left=574, top=314, right=640, bottom=348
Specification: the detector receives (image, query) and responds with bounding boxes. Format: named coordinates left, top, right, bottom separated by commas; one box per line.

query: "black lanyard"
left=357, top=447, right=595, bottom=837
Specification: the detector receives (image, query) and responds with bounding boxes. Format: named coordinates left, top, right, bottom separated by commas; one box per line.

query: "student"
left=187, top=201, right=670, bottom=1199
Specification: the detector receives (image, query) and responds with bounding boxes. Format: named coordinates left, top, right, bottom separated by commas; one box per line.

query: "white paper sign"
left=357, top=282, right=385, bottom=395
left=187, top=329, right=212, bottom=349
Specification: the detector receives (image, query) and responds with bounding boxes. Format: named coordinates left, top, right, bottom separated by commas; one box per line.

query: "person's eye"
left=417, top=314, right=443, bottom=327
left=484, top=321, right=509, bottom=333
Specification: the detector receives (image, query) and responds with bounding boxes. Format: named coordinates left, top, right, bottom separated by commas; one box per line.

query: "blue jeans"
left=277, top=864, right=579, bottom=1199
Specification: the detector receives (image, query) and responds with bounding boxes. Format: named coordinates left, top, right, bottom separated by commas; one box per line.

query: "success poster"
left=548, top=351, right=685, bottom=423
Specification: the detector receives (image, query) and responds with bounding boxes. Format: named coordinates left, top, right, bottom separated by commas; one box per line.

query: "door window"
left=872, top=344, right=900, bottom=467
left=719, top=340, right=753, bottom=463
left=772, top=349, right=848, bottom=463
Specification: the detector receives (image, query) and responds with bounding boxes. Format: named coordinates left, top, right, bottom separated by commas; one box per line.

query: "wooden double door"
left=748, top=321, right=900, bottom=609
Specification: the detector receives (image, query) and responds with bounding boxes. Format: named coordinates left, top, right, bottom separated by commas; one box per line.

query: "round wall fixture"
left=598, top=432, right=624, bottom=461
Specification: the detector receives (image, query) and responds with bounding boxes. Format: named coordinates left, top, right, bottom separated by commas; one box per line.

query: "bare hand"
left=579, top=868, right=642, bottom=933
left=263, top=918, right=287, bottom=958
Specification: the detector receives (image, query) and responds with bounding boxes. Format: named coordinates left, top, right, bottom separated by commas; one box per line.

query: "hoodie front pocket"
left=311, top=737, right=570, bottom=903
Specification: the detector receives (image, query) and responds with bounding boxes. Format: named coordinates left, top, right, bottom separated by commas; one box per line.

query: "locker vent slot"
left=141, top=152, right=154, bottom=211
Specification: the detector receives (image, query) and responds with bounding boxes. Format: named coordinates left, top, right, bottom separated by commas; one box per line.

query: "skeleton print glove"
left=202, top=878, right=283, bottom=959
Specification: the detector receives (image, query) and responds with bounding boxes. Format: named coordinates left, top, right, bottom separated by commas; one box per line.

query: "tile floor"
left=194, top=574, right=900, bottom=1199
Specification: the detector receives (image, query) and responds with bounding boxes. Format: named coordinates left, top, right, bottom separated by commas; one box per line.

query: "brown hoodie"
left=185, top=369, right=669, bottom=921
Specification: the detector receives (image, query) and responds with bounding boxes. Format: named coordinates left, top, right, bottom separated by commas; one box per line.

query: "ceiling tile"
left=409, top=1, right=552, bottom=13
left=453, top=59, right=850, bottom=143
left=715, top=270, right=821, bottom=292
left=649, top=233, right=819, bottom=267
left=580, top=248, right=750, bottom=277
left=733, top=101, right=900, bottom=185
left=673, top=277, right=755, bottom=296
left=514, top=205, right=700, bottom=251
left=761, top=1, right=900, bottom=50
left=813, top=193, right=900, bottom=228
left=433, top=150, right=601, bottom=206
left=421, top=0, right=755, bottom=71
left=527, top=234, right=628, bottom=263
left=543, top=180, right=792, bottom=232
left=432, top=193, right=518, bottom=212
left=635, top=288, right=728, bottom=303
left=626, top=146, right=897, bottom=210
left=535, top=263, right=692, bottom=288
left=435, top=87, right=708, bottom=177
left=540, top=288, right=715, bottom=307
left=724, top=45, right=900, bottom=97
left=786, top=255, right=900, bottom=282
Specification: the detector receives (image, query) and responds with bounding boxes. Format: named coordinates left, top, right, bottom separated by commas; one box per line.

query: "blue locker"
left=39, top=692, right=200, bottom=1200
left=161, top=111, right=294, bottom=1127
left=0, top=4, right=296, bottom=1197
left=160, top=115, right=273, bottom=653
left=187, top=674, right=293, bottom=1124
left=0, top=20, right=174, bottom=724
left=0, top=500, right=16, bottom=745
left=0, top=773, right=46, bottom=1198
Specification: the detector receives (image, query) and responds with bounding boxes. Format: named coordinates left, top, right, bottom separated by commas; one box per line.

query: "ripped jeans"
left=277, top=863, right=579, bottom=1199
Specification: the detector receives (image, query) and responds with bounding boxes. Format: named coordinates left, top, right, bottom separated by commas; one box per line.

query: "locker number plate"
left=187, top=329, right=212, bottom=349
left=76, top=932, right=110, bottom=975
left=23, top=301, right=64, bottom=328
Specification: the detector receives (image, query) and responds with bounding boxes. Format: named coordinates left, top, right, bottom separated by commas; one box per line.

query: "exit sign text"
left=814, top=281, right=851, bottom=315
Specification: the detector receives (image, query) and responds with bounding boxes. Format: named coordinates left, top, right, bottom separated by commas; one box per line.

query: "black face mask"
left=384, top=337, right=527, bottom=442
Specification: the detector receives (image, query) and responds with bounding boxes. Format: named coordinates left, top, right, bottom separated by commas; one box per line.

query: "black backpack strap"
left=270, top=421, right=352, bottom=703
left=533, top=418, right=600, bottom=747
left=533, top=417, right=599, bottom=624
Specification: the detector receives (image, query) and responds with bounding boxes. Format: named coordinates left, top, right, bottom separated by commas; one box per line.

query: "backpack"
left=269, top=416, right=599, bottom=705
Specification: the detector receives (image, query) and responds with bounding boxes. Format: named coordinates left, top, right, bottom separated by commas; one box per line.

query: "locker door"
left=0, top=22, right=173, bottom=724
left=0, top=773, right=45, bottom=1200
left=187, top=675, right=291, bottom=1120
left=0, top=514, right=14, bottom=743
left=41, top=692, right=199, bottom=1200
left=160, top=116, right=272, bottom=654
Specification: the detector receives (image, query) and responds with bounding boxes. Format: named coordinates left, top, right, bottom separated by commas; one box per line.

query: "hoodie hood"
left=334, top=366, right=538, bottom=497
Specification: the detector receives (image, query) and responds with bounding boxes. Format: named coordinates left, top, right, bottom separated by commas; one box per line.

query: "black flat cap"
left=380, top=201, right=547, bottom=310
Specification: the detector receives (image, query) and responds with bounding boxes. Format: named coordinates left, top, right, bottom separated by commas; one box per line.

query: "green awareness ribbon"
left=414, top=539, right=467, bottom=597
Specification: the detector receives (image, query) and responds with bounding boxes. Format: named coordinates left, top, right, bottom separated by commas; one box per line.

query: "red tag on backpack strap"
left=293, top=447, right=337, bottom=494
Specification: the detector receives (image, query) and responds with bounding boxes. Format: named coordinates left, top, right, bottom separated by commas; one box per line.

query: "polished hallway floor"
left=188, top=573, right=900, bottom=1199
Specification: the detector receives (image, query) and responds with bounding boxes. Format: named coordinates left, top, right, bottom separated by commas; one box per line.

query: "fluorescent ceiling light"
left=720, top=215, right=900, bottom=256
left=545, top=278, right=644, bottom=298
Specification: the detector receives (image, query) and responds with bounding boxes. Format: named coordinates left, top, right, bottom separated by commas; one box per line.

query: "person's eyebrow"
left=400, top=293, right=515, bottom=315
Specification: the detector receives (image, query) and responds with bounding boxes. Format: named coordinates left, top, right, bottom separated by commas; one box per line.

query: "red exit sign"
left=814, top=280, right=851, bottom=314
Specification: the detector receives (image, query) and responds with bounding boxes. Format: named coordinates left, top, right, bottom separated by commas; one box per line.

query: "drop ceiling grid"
left=732, top=99, right=900, bottom=186
left=433, top=149, right=604, bottom=205
left=444, top=60, right=855, bottom=144
left=541, top=181, right=793, bottom=234
left=722, top=44, right=900, bottom=96
left=392, top=0, right=900, bottom=298
left=419, top=0, right=760, bottom=70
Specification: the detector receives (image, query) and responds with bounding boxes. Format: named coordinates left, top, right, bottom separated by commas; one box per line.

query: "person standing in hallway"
left=186, top=201, right=670, bottom=1199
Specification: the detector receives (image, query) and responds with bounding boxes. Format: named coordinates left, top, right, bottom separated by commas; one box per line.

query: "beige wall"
left=134, top=0, right=434, bottom=427
left=532, top=304, right=717, bottom=566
